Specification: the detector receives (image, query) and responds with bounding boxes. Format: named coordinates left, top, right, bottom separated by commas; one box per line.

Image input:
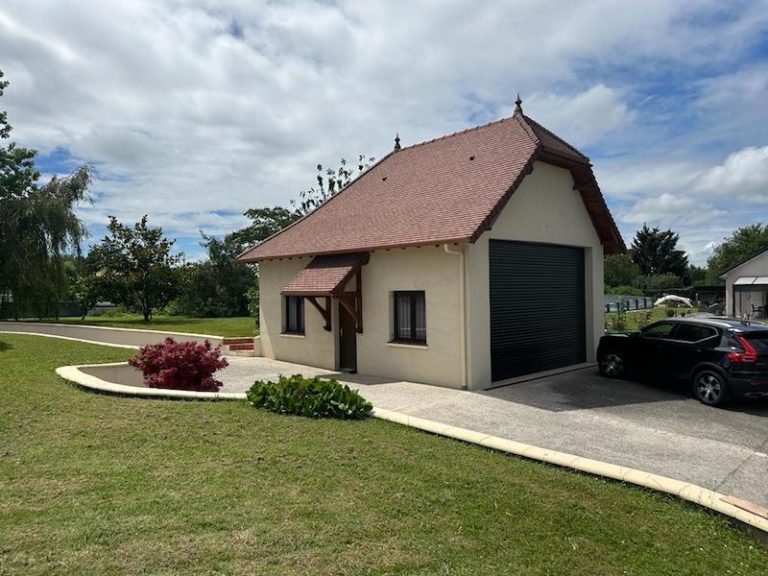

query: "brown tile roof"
left=281, top=252, right=369, bottom=296
left=238, top=108, right=624, bottom=262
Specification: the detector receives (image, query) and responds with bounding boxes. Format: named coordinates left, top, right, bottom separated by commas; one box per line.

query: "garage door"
left=490, top=240, right=586, bottom=381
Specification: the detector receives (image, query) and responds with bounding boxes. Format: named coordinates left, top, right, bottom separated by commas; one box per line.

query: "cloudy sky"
left=1, top=0, right=767, bottom=263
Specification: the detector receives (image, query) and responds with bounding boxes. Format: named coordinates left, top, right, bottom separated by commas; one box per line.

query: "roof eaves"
left=244, top=236, right=474, bottom=263
left=535, top=148, right=625, bottom=254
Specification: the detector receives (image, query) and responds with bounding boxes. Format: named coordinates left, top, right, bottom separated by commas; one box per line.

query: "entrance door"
left=338, top=303, right=357, bottom=372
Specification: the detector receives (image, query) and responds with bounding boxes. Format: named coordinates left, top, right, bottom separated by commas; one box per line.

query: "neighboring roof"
left=719, top=247, right=768, bottom=278
left=281, top=252, right=369, bottom=296
left=238, top=104, right=625, bottom=262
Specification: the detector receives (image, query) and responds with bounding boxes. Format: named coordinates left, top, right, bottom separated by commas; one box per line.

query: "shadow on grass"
left=0, top=340, right=12, bottom=352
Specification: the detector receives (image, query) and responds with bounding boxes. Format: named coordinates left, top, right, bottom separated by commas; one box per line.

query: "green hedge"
left=246, top=374, right=372, bottom=419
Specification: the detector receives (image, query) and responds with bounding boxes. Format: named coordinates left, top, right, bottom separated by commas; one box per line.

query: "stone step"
left=224, top=349, right=256, bottom=357
left=228, top=343, right=255, bottom=351
left=222, top=337, right=255, bottom=345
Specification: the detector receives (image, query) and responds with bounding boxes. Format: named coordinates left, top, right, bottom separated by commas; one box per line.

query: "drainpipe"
left=444, top=243, right=468, bottom=389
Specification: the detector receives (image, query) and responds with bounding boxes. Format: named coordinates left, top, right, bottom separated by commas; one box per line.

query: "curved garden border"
left=56, top=362, right=246, bottom=400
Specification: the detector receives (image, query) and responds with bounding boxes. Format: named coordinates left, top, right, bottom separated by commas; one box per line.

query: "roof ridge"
left=399, top=115, right=515, bottom=152
left=522, top=114, right=589, bottom=161
left=513, top=111, right=540, bottom=145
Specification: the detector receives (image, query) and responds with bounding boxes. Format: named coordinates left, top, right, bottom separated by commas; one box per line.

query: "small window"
left=393, top=291, right=426, bottom=343
left=674, top=324, right=718, bottom=343
left=284, top=296, right=304, bottom=334
left=641, top=322, right=675, bottom=338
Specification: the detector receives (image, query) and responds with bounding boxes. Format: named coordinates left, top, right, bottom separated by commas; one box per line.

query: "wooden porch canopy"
left=281, top=252, right=369, bottom=332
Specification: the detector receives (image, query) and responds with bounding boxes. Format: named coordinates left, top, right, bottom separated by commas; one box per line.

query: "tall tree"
left=706, top=224, right=768, bottom=282
left=232, top=155, right=374, bottom=250
left=228, top=206, right=299, bottom=253
left=604, top=253, right=641, bottom=287
left=90, top=215, right=181, bottom=321
left=629, top=224, right=689, bottom=277
left=175, top=234, right=256, bottom=317
left=291, top=155, right=375, bottom=215
left=64, top=253, right=104, bottom=320
left=0, top=68, right=91, bottom=318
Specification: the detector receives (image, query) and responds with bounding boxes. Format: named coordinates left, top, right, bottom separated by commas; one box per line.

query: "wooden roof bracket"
left=334, top=268, right=364, bottom=333
left=306, top=296, right=332, bottom=331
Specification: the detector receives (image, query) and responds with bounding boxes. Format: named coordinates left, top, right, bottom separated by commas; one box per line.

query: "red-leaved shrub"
left=128, top=338, right=229, bottom=391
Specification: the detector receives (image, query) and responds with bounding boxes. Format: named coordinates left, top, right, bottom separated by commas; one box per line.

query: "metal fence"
left=603, top=295, right=655, bottom=313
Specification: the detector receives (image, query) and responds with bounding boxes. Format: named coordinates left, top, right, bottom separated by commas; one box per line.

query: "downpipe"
left=444, top=243, right=468, bottom=389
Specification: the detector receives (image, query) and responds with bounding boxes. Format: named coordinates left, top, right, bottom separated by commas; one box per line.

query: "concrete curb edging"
left=56, top=364, right=247, bottom=401
left=371, top=407, right=768, bottom=537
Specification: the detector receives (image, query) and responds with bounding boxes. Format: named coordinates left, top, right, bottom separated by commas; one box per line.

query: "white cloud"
left=0, top=0, right=767, bottom=258
left=694, top=146, right=768, bottom=201
left=520, top=85, right=634, bottom=147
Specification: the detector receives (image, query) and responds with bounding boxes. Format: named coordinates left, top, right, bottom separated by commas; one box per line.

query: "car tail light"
left=728, top=336, right=758, bottom=363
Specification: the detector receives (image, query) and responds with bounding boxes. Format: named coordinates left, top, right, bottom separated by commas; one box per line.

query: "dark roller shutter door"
left=490, top=240, right=586, bottom=381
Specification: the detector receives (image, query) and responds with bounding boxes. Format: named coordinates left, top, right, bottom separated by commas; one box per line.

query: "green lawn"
left=45, top=313, right=258, bottom=337
left=0, top=334, right=765, bottom=575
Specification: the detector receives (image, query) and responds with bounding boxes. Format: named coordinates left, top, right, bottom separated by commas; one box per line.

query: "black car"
left=597, top=317, right=768, bottom=406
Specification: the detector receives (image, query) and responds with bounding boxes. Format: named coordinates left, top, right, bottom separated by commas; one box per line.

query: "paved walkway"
left=4, top=323, right=767, bottom=525
left=0, top=321, right=223, bottom=347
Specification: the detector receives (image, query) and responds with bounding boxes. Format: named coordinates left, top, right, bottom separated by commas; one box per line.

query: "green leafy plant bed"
left=247, top=374, right=373, bottom=419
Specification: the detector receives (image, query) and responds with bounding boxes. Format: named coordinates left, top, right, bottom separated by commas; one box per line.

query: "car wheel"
left=692, top=370, right=730, bottom=407
left=599, top=352, right=624, bottom=378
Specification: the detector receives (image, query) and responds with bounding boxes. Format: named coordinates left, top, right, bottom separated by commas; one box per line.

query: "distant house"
left=720, top=248, right=768, bottom=319
left=238, top=100, right=624, bottom=389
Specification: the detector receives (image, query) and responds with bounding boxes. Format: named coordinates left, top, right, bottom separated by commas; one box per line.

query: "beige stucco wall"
left=258, top=247, right=464, bottom=387
left=355, top=246, right=464, bottom=388
left=465, top=161, right=604, bottom=389
left=258, top=257, right=336, bottom=369
left=723, top=250, right=768, bottom=317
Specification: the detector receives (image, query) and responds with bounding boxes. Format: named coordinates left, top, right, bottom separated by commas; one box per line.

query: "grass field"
left=46, top=313, right=258, bottom=337
left=0, top=334, right=765, bottom=575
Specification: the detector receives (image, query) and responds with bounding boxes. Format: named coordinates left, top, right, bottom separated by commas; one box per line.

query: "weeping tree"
left=0, top=69, right=91, bottom=319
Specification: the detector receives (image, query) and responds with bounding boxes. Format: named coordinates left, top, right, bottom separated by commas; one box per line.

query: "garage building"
left=238, top=98, right=625, bottom=389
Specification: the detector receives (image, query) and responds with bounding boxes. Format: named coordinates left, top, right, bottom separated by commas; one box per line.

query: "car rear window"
left=642, top=322, right=675, bottom=338
left=675, top=324, right=718, bottom=343
left=743, top=332, right=768, bottom=354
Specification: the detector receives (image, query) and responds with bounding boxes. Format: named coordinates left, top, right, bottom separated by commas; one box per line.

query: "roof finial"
left=394, top=133, right=401, bottom=151
left=514, top=94, right=523, bottom=114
